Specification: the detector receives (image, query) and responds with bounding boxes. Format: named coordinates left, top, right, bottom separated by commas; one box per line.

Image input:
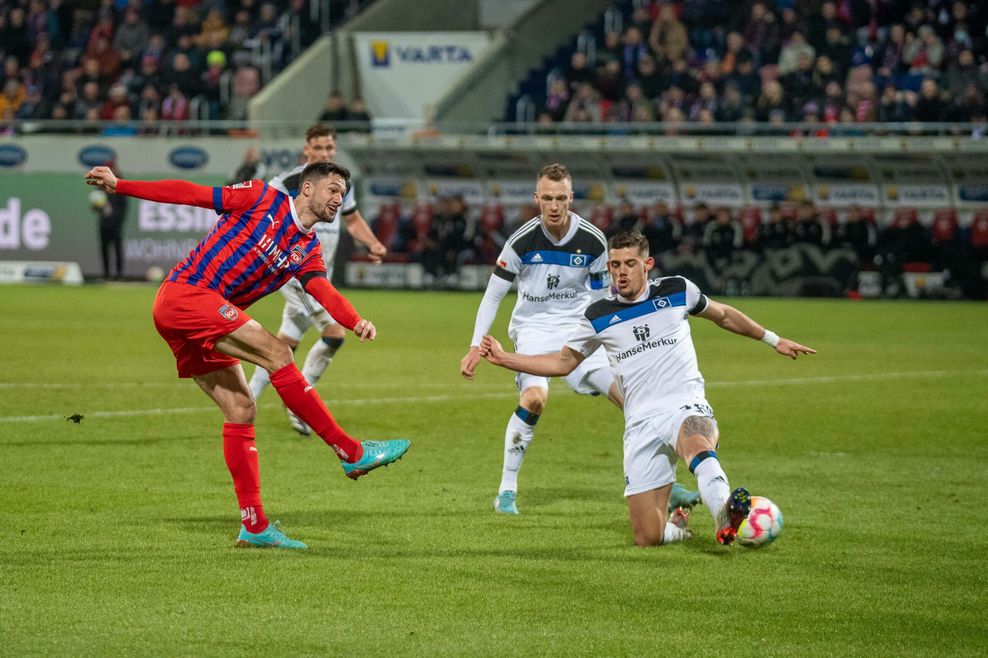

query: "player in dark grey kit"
left=479, top=230, right=815, bottom=546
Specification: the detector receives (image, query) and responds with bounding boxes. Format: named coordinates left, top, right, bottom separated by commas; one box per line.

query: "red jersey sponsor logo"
left=230, top=181, right=253, bottom=189
left=218, top=304, right=239, bottom=321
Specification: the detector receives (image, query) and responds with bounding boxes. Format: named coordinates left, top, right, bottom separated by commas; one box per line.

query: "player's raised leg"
left=214, top=319, right=409, bottom=478
left=495, top=384, right=546, bottom=514
left=676, top=414, right=749, bottom=545
left=193, top=364, right=306, bottom=549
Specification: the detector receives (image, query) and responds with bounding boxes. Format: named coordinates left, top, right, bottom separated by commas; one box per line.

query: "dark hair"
left=537, top=162, right=571, bottom=183
left=300, top=161, right=350, bottom=190
left=306, top=123, right=336, bottom=142
left=608, top=230, right=649, bottom=255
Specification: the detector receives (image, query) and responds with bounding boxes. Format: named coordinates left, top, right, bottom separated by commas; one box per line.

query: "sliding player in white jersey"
left=248, top=124, right=387, bottom=434
left=461, top=164, right=698, bottom=515
left=479, top=230, right=816, bottom=546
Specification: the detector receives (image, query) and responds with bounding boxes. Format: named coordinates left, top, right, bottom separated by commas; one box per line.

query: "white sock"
left=693, top=456, right=731, bottom=525
left=302, top=337, right=343, bottom=385
left=248, top=366, right=270, bottom=400
left=498, top=409, right=537, bottom=494
left=663, top=521, right=689, bottom=544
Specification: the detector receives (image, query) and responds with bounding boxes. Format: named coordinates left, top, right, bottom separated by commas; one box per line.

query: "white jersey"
left=269, top=164, right=357, bottom=273
left=566, top=276, right=709, bottom=428
left=494, top=213, right=609, bottom=339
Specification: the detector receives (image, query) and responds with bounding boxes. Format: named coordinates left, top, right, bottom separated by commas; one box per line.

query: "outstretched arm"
left=460, top=274, right=512, bottom=379
left=300, top=273, right=376, bottom=341
left=479, top=335, right=585, bottom=377
left=343, top=210, right=388, bottom=263
left=85, top=166, right=217, bottom=209
left=697, top=299, right=816, bottom=360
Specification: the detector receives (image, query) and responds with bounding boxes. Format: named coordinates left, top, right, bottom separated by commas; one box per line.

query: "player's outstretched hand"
left=460, top=346, right=481, bottom=380
left=479, top=335, right=505, bottom=365
left=84, top=166, right=118, bottom=194
left=353, top=318, right=376, bottom=341
left=367, top=243, right=388, bottom=264
left=776, top=337, right=816, bottom=360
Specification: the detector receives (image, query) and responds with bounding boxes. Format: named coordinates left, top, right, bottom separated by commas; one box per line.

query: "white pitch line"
left=0, top=369, right=985, bottom=425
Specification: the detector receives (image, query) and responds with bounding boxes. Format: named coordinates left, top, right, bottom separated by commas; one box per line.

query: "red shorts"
left=152, top=282, right=252, bottom=378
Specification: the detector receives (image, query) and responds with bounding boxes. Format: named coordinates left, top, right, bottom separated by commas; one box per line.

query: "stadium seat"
left=739, top=206, right=762, bottom=244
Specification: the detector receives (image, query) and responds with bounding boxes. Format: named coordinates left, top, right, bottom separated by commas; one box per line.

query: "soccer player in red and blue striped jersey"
left=84, top=162, right=410, bottom=550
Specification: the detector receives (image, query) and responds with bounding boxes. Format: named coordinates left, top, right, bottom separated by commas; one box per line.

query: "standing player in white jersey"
left=461, top=163, right=698, bottom=515
left=479, top=230, right=816, bottom=546
left=248, top=124, right=388, bottom=434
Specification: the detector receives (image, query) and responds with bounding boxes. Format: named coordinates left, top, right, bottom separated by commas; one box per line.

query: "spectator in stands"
left=609, top=198, right=640, bottom=236
left=641, top=201, right=682, bottom=258
left=595, top=58, right=625, bottom=103
left=73, top=80, right=102, bottom=119
left=744, top=1, right=780, bottom=66
left=439, top=195, right=470, bottom=284
left=724, top=52, right=762, bottom=105
left=347, top=96, right=371, bottom=131
left=0, top=8, right=33, bottom=64
left=782, top=51, right=817, bottom=116
left=913, top=78, right=947, bottom=122
left=835, top=206, right=876, bottom=265
left=319, top=89, right=349, bottom=122
left=755, top=79, right=786, bottom=122
left=228, top=145, right=267, bottom=185
left=778, top=30, right=816, bottom=77
left=877, top=84, right=912, bottom=122
left=280, top=0, right=321, bottom=58
left=820, top=25, right=853, bottom=76
left=649, top=3, right=690, bottom=64
left=760, top=204, right=792, bottom=250
left=565, top=51, right=595, bottom=92
left=228, top=9, right=254, bottom=50
left=792, top=200, right=831, bottom=247
left=102, top=105, right=137, bottom=136
left=703, top=206, right=744, bottom=270
left=543, top=77, right=570, bottom=122
left=943, top=49, right=983, bottom=97
left=99, top=82, right=132, bottom=121
left=160, top=82, right=189, bottom=121
left=682, top=203, right=711, bottom=251
left=904, top=25, right=945, bottom=75
left=622, top=26, right=648, bottom=78
left=113, top=7, right=149, bottom=69
left=226, top=64, right=259, bottom=120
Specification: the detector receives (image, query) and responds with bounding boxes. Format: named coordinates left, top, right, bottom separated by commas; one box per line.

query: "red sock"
left=222, top=422, right=268, bottom=533
left=269, top=363, right=363, bottom=462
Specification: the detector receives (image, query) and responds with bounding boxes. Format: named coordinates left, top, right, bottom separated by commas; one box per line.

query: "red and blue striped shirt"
left=116, top=178, right=359, bottom=326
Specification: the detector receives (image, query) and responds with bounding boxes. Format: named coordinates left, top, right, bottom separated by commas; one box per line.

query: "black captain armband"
left=689, top=294, right=708, bottom=315
left=298, top=271, right=327, bottom=288
left=493, top=266, right=516, bottom=282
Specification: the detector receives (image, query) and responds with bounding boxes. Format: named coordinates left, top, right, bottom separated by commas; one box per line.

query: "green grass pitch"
left=1, top=284, right=986, bottom=656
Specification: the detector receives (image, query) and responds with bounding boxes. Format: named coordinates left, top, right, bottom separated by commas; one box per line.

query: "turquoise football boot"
left=668, top=482, right=702, bottom=513
left=341, top=439, right=410, bottom=480
left=493, top=490, right=519, bottom=515
left=236, top=521, right=308, bottom=550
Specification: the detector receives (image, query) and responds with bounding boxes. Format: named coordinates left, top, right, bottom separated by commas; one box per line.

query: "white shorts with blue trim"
left=622, top=399, right=715, bottom=497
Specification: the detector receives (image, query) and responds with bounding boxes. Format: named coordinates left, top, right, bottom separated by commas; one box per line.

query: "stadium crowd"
left=0, top=0, right=370, bottom=126
left=530, top=0, right=988, bottom=127
left=368, top=197, right=988, bottom=295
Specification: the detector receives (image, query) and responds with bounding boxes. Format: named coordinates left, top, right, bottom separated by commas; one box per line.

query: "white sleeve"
left=469, top=274, right=512, bottom=347
left=565, top=314, right=602, bottom=358
left=682, top=277, right=708, bottom=315
left=341, top=185, right=357, bottom=214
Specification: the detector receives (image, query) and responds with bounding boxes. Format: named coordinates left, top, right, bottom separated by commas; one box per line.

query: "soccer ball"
left=737, top=496, right=783, bottom=548
left=89, top=189, right=108, bottom=209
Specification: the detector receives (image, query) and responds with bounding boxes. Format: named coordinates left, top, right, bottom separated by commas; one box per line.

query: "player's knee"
left=519, top=388, right=547, bottom=414
left=633, top=527, right=664, bottom=547
left=228, top=396, right=256, bottom=424
left=266, top=342, right=295, bottom=371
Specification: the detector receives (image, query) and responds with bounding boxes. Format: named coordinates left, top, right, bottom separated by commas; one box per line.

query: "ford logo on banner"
left=169, top=146, right=209, bottom=169
left=0, top=144, right=28, bottom=167
left=78, top=145, right=116, bottom=167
